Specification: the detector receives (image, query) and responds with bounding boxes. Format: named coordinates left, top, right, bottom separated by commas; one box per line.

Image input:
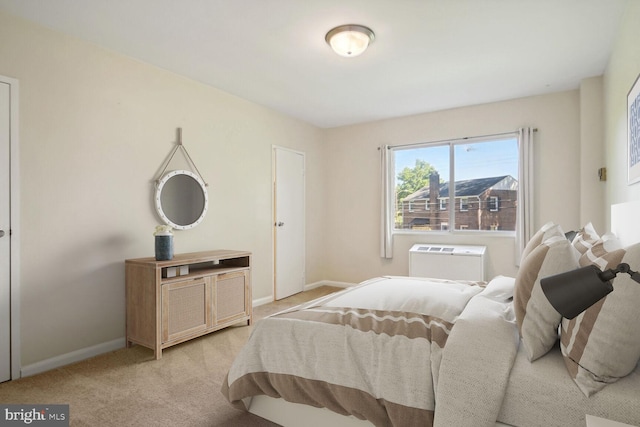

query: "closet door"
left=0, top=81, right=11, bottom=382
left=273, top=147, right=305, bottom=300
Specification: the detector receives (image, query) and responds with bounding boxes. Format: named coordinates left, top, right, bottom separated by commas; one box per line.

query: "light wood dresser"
left=125, top=249, right=252, bottom=359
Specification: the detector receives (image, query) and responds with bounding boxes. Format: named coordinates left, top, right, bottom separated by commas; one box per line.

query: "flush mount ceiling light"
left=325, top=24, right=375, bottom=57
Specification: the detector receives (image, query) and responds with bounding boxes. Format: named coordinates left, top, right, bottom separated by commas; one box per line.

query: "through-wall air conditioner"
left=409, top=244, right=487, bottom=281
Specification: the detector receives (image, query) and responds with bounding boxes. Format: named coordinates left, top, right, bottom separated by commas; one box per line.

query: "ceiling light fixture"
left=325, top=24, right=375, bottom=58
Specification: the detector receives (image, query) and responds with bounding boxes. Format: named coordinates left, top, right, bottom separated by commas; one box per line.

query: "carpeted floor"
left=0, top=286, right=342, bottom=426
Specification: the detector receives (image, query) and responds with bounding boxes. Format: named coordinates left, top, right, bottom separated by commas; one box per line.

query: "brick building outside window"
left=399, top=173, right=517, bottom=231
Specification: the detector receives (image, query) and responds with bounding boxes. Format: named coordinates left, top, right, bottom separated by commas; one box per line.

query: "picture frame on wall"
left=628, top=72, right=640, bottom=185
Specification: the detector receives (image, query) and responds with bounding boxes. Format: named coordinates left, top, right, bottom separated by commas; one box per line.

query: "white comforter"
left=222, top=275, right=519, bottom=427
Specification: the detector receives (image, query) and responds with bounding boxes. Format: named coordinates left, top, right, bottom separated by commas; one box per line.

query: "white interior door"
left=273, top=147, right=305, bottom=300
left=0, top=81, right=11, bottom=382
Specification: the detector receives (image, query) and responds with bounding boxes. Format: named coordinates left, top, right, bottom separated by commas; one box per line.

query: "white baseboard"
left=252, top=280, right=356, bottom=308
left=252, top=295, right=274, bottom=307
left=21, top=337, right=126, bottom=378
left=305, top=279, right=355, bottom=290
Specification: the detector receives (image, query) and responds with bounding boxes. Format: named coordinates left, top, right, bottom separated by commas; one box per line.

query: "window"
left=391, top=134, right=519, bottom=233
left=488, top=196, right=499, bottom=212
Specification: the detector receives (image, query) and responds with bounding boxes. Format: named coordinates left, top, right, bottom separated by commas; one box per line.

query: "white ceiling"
left=0, top=0, right=629, bottom=128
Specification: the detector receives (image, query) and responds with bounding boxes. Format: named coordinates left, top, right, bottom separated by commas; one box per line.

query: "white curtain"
left=515, top=127, right=534, bottom=265
left=380, top=145, right=393, bottom=258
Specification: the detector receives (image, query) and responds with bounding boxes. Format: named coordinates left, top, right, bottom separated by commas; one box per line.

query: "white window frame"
left=460, top=197, right=469, bottom=212
left=488, top=196, right=499, bottom=212
left=387, top=131, right=523, bottom=236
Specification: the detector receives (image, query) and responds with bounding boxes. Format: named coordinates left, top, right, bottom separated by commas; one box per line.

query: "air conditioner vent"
left=409, top=244, right=487, bottom=281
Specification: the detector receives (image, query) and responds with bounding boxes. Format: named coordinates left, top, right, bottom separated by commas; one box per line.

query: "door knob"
left=276, top=222, right=284, bottom=227
left=0, top=230, right=5, bottom=238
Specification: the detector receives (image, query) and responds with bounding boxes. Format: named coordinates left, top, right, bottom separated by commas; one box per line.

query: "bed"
left=221, top=201, right=640, bottom=427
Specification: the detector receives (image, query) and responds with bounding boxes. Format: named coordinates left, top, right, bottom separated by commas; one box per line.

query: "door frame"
left=1, top=74, right=21, bottom=380
left=271, top=145, right=306, bottom=301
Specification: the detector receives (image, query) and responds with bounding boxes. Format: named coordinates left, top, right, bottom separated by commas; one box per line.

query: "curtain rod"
left=379, top=128, right=538, bottom=150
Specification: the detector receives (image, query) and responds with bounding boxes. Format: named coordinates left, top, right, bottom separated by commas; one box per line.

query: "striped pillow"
left=519, top=221, right=559, bottom=263
left=514, top=224, right=580, bottom=361
left=571, top=222, right=600, bottom=254
left=560, top=242, right=640, bottom=396
left=578, top=233, right=623, bottom=269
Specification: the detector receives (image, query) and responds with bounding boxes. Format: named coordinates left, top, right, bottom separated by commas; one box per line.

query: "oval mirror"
left=155, top=170, right=208, bottom=230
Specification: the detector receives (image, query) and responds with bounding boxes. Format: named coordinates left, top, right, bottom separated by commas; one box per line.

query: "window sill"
left=393, top=229, right=516, bottom=238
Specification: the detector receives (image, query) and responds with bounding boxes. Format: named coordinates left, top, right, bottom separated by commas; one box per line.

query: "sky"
left=394, top=137, right=518, bottom=182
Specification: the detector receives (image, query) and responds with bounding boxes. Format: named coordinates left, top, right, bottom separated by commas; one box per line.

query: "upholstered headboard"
left=611, top=201, right=640, bottom=247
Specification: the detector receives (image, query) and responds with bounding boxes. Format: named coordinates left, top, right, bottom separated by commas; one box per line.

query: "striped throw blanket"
left=222, top=276, right=518, bottom=427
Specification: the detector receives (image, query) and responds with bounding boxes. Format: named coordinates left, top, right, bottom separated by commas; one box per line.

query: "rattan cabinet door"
left=162, top=277, right=210, bottom=343
left=214, top=270, right=249, bottom=325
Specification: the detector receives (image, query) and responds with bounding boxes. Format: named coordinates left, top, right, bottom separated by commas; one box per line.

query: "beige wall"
left=604, top=0, right=640, bottom=223
left=324, top=91, right=581, bottom=283
left=0, top=12, right=326, bottom=366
